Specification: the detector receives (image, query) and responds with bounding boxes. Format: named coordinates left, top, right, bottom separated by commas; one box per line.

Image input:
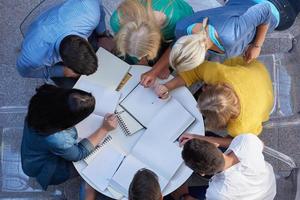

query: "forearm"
left=164, top=76, right=186, bottom=91
left=195, top=135, right=232, bottom=148
left=151, top=47, right=171, bottom=75
left=87, top=128, right=109, bottom=147
left=253, top=24, right=269, bottom=47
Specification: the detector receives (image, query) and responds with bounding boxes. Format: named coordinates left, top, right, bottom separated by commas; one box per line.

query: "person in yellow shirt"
left=155, top=57, right=274, bottom=137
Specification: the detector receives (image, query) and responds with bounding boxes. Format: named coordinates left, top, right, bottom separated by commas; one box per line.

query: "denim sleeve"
left=46, top=131, right=94, bottom=162
left=239, top=2, right=273, bottom=28
left=16, top=52, right=64, bottom=79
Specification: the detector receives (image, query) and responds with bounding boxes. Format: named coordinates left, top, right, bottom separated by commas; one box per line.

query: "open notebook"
left=81, top=141, right=125, bottom=191
left=110, top=99, right=195, bottom=196
left=120, top=84, right=170, bottom=127
left=82, top=47, right=132, bottom=91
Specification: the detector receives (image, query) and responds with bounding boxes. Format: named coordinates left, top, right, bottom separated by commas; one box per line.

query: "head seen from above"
left=115, top=0, right=161, bottom=61
left=129, top=168, right=162, bottom=200
left=170, top=18, right=208, bottom=72
left=198, top=83, right=240, bottom=131
left=60, top=35, right=98, bottom=75
left=182, top=138, right=225, bottom=176
left=27, top=84, right=95, bottom=135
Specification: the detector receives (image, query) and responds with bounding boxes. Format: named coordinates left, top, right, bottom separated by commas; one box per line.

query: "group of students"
left=17, top=0, right=300, bottom=199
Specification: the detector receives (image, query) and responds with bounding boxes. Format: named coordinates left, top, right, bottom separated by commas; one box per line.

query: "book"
left=110, top=99, right=195, bottom=195
left=120, top=84, right=170, bottom=127
left=84, top=47, right=132, bottom=91
left=115, top=106, right=144, bottom=136
left=82, top=142, right=125, bottom=191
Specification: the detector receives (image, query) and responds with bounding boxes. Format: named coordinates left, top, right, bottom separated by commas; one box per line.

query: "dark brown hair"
left=129, top=168, right=162, bottom=200
left=27, top=84, right=95, bottom=135
left=182, top=139, right=225, bottom=175
left=60, top=35, right=98, bottom=75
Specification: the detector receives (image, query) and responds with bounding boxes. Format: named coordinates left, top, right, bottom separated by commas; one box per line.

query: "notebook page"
left=130, top=99, right=195, bottom=179
left=82, top=143, right=125, bottom=191
left=116, top=106, right=144, bottom=136
left=75, top=113, right=104, bottom=139
left=74, top=77, right=120, bottom=116
left=110, top=154, right=168, bottom=196
left=120, top=84, right=170, bottom=127
left=86, top=48, right=131, bottom=90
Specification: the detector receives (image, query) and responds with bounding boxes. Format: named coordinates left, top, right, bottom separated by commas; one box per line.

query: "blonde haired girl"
left=171, top=0, right=300, bottom=72
left=110, top=0, right=194, bottom=87
left=155, top=57, right=274, bottom=137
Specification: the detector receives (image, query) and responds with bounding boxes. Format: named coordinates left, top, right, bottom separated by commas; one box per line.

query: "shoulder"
left=45, top=128, right=77, bottom=150
left=227, top=134, right=264, bottom=160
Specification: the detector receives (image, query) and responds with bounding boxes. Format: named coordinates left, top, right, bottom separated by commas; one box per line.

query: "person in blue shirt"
left=21, top=84, right=117, bottom=191
left=172, top=0, right=300, bottom=69
left=16, top=0, right=106, bottom=87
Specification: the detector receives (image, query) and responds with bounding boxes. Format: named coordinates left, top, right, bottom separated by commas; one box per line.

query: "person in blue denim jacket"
left=21, top=84, right=117, bottom=190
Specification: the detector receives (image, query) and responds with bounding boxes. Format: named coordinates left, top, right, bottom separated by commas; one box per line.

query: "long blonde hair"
left=115, top=0, right=161, bottom=60
left=170, top=18, right=208, bottom=72
left=198, top=83, right=240, bottom=131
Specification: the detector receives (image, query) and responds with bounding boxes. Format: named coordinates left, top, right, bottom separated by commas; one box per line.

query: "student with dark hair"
left=129, top=169, right=162, bottom=200
left=21, top=84, right=117, bottom=190
left=179, top=133, right=276, bottom=200
left=17, top=0, right=106, bottom=87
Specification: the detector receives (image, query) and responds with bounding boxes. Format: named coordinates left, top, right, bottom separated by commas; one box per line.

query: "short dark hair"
left=129, top=169, right=162, bottom=200
left=27, top=84, right=95, bottom=135
left=60, top=35, right=98, bottom=75
left=182, top=139, right=225, bottom=175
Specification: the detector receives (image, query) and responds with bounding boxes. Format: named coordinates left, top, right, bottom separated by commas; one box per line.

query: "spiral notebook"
left=116, top=106, right=144, bottom=136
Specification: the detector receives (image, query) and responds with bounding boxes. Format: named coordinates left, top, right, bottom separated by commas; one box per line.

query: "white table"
left=74, top=65, right=204, bottom=199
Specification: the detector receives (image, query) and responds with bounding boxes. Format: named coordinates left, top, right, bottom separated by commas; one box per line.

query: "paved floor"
left=1, top=1, right=300, bottom=199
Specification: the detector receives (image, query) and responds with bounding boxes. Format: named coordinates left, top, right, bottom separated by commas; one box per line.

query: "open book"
left=81, top=141, right=125, bottom=191
left=120, top=84, right=170, bottom=127
left=84, top=47, right=132, bottom=91
left=110, top=99, right=195, bottom=196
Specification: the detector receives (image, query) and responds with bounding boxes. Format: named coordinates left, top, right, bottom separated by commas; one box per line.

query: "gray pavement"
left=1, top=0, right=300, bottom=199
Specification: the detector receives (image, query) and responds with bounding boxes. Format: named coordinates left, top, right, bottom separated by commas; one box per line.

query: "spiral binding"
left=84, top=135, right=112, bottom=163
left=116, top=114, right=131, bottom=136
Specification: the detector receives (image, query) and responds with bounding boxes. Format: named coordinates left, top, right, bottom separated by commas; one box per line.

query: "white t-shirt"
left=205, top=134, right=276, bottom=200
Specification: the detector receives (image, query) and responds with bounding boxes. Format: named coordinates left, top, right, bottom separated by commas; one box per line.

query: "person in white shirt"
left=179, top=133, right=276, bottom=200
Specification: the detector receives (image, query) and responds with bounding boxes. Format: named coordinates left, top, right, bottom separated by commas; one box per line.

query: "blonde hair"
left=115, top=0, right=161, bottom=60
left=169, top=18, right=208, bottom=72
left=198, top=83, right=240, bottom=131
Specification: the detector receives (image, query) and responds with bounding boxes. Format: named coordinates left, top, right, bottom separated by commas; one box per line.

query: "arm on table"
left=140, top=47, right=171, bottom=87
left=179, top=133, right=232, bottom=148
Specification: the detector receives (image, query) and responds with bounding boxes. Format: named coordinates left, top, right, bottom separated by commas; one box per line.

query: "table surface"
left=73, top=65, right=204, bottom=200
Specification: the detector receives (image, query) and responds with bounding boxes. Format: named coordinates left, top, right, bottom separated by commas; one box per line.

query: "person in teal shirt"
left=110, top=0, right=194, bottom=87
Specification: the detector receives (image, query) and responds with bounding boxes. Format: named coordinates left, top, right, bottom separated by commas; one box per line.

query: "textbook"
left=110, top=99, right=195, bottom=196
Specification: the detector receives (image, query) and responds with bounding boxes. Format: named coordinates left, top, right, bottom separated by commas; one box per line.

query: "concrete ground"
left=1, top=0, right=300, bottom=199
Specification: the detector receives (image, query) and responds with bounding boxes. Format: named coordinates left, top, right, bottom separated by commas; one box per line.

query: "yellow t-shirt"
left=179, top=57, right=274, bottom=137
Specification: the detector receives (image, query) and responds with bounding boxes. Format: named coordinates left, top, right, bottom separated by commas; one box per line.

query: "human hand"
left=101, top=114, right=118, bottom=132
left=154, top=84, right=169, bottom=99
left=158, top=67, right=170, bottom=79
left=179, top=133, right=197, bottom=147
left=63, top=67, right=80, bottom=78
left=140, top=69, right=157, bottom=88
left=243, top=44, right=261, bottom=64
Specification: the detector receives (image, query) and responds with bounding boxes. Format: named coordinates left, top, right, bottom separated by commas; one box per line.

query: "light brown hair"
left=198, top=83, right=240, bottom=131
left=115, top=0, right=161, bottom=60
